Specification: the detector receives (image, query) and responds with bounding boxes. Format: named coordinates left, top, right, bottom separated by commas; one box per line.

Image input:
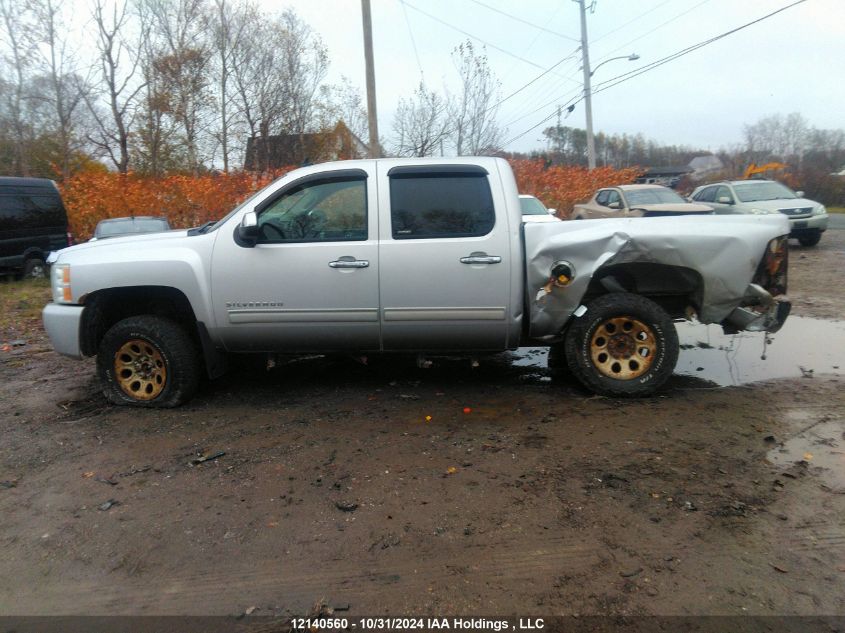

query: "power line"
left=466, top=0, right=580, bottom=43
left=399, top=0, right=564, bottom=73
left=592, top=0, right=808, bottom=94
left=502, top=0, right=809, bottom=149
left=590, top=0, right=672, bottom=44
left=398, top=0, right=424, bottom=78
left=591, top=0, right=711, bottom=66
left=486, top=46, right=581, bottom=114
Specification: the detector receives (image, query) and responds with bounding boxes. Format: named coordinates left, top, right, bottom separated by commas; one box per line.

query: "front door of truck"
left=210, top=166, right=381, bottom=352
left=376, top=163, right=513, bottom=351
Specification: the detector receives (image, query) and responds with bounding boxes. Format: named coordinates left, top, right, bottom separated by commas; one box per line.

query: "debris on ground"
left=335, top=501, right=358, bottom=512
left=0, top=480, right=17, bottom=489
left=620, top=567, right=643, bottom=578
left=98, top=499, right=120, bottom=511
left=95, top=476, right=118, bottom=486
left=770, top=563, right=789, bottom=573
left=189, top=451, right=225, bottom=465
left=799, top=366, right=814, bottom=378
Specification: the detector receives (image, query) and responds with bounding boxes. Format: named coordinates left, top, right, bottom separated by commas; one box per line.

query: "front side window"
left=257, top=177, right=367, bottom=243
left=693, top=187, right=716, bottom=203
left=390, top=173, right=494, bottom=239
left=606, top=190, right=622, bottom=207
left=595, top=190, right=610, bottom=206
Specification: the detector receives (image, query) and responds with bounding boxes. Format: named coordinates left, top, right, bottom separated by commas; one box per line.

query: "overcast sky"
left=274, top=0, right=845, bottom=154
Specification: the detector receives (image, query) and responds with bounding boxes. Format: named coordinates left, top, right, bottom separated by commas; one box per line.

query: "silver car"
left=689, top=179, right=828, bottom=247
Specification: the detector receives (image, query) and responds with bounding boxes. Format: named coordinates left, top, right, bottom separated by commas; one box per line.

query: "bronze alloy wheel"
left=114, top=339, right=167, bottom=400
left=589, top=316, right=657, bottom=380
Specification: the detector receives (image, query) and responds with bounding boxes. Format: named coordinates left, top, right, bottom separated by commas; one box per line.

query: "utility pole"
left=361, top=0, right=380, bottom=158
left=575, top=0, right=596, bottom=169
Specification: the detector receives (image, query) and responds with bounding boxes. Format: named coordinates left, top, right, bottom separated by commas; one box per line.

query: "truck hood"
left=523, top=214, right=790, bottom=339
left=630, top=202, right=713, bottom=214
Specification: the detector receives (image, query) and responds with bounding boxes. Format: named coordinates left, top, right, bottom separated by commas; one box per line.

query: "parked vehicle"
left=519, top=194, right=561, bottom=223
left=43, top=157, right=791, bottom=407
left=572, top=184, right=713, bottom=220
left=91, top=216, right=171, bottom=241
left=0, top=177, right=71, bottom=277
left=689, top=179, right=828, bottom=247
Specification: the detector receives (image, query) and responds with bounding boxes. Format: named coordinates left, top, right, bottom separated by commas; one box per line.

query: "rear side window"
left=0, top=190, right=66, bottom=228
left=389, top=173, right=494, bottom=239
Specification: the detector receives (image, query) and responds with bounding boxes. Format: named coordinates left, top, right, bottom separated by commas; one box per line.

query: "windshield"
left=625, top=188, right=686, bottom=206
left=519, top=196, right=548, bottom=215
left=733, top=181, right=797, bottom=202
left=96, top=218, right=169, bottom=237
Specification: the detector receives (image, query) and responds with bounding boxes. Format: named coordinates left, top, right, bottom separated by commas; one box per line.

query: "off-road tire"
left=563, top=293, right=679, bottom=397
left=797, top=231, right=822, bottom=247
left=97, top=315, right=200, bottom=407
left=23, top=257, right=47, bottom=278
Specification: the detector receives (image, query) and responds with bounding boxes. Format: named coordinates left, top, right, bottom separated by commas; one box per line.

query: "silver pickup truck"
left=43, top=157, right=791, bottom=407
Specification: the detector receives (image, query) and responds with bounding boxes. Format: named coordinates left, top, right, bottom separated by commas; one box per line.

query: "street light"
left=581, top=51, right=639, bottom=170
left=590, top=53, right=640, bottom=77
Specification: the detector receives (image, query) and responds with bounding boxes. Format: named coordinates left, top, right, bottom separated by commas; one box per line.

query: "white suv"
left=690, top=179, right=828, bottom=247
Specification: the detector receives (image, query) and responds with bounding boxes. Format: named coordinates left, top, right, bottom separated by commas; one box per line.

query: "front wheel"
left=797, top=231, right=822, bottom=247
left=97, top=315, right=200, bottom=407
left=563, top=293, right=679, bottom=397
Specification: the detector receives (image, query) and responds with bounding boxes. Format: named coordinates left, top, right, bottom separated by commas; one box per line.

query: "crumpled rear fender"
left=523, top=214, right=790, bottom=339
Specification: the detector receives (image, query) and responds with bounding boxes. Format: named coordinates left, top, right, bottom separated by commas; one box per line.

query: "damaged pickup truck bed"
left=43, top=157, right=791, bottom=406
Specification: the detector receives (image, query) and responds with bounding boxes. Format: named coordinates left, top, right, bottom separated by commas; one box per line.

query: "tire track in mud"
left=4, top=536, right=603, bottom=614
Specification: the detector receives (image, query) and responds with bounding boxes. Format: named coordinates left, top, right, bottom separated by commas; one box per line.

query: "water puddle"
left=510, top=316, right=845, bottom=387
left=767, top=419, right=845, bottom=492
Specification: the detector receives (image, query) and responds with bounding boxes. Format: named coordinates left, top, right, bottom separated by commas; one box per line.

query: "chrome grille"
left=778, top=207, right=813, bottom=217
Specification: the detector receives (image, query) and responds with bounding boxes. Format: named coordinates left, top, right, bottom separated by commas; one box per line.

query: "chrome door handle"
left=329, top=259, right=369, bottom=268
left=460, top=255, right=501, bottom=264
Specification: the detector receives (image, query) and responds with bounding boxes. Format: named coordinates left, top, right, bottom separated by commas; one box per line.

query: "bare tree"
left=0, top=0, right=37, bottom=174
left=85, top=0, right=148, bottom=173
left=209, top=0, right=250, bottom=172
left=142, top=0, right=213, bottom=173
left=392, top=81, right=451, bottom=157
left=448, top=41, right=502, bottom=156
left=231, top=6, right=329, bottom=170
left=30, top=0, right=88, bottom=178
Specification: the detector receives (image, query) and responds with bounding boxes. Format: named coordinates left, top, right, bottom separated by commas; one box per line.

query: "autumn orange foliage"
left=509, top=160, right=642, bottom=218
left=59, top=169, right=294, bottom=239
left=59, top=160, right=640, bottom=238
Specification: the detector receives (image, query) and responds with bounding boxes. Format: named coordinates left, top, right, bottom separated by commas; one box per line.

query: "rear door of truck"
left=376, top=161, right=514, bottom=351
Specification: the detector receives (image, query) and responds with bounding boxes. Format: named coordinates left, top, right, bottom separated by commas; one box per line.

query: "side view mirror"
left=717, top=196, right=733, bottom=205
left=608, top=201, right=621, bottom=210
left=796, top=190, right=804, bottom=198
left=547, top=208, right=556, bottom=215
left=237, top=211, right=259, bottom=246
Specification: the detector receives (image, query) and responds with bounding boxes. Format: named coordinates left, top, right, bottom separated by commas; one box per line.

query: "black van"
left=0, top=177, right=71, bottom=278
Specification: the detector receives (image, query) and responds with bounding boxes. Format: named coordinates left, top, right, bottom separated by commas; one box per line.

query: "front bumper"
left=43, top=303, right=85, bottom=358
left=788, top=213, right=828, bottom=234
left=722, top=284, right=791, bottom=334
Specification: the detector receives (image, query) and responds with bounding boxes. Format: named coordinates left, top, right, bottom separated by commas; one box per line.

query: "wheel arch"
left=80, top=286, right=197, bottom=355
left=581, top=262, right=704, bottom=320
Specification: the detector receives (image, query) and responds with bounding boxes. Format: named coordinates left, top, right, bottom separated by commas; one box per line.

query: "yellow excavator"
left=743, top=162, right=787, bottom=180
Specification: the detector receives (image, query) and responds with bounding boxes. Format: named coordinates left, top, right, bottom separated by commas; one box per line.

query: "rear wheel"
left=563, top=293, right=678, bottom=397
left=97, top=315, right=200, bottom=407
left=797, top=231, right=822, bottom=247
left=23, top=258, right=47, bottom=278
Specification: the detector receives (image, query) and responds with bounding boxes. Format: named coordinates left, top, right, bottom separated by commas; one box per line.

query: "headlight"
left=813, top=205, right=827, bottom=216
left=52, top=263, right=72, bottom=303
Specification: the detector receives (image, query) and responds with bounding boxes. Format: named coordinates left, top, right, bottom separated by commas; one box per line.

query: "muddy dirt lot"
left=0, top=231, right=844, bottom=617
